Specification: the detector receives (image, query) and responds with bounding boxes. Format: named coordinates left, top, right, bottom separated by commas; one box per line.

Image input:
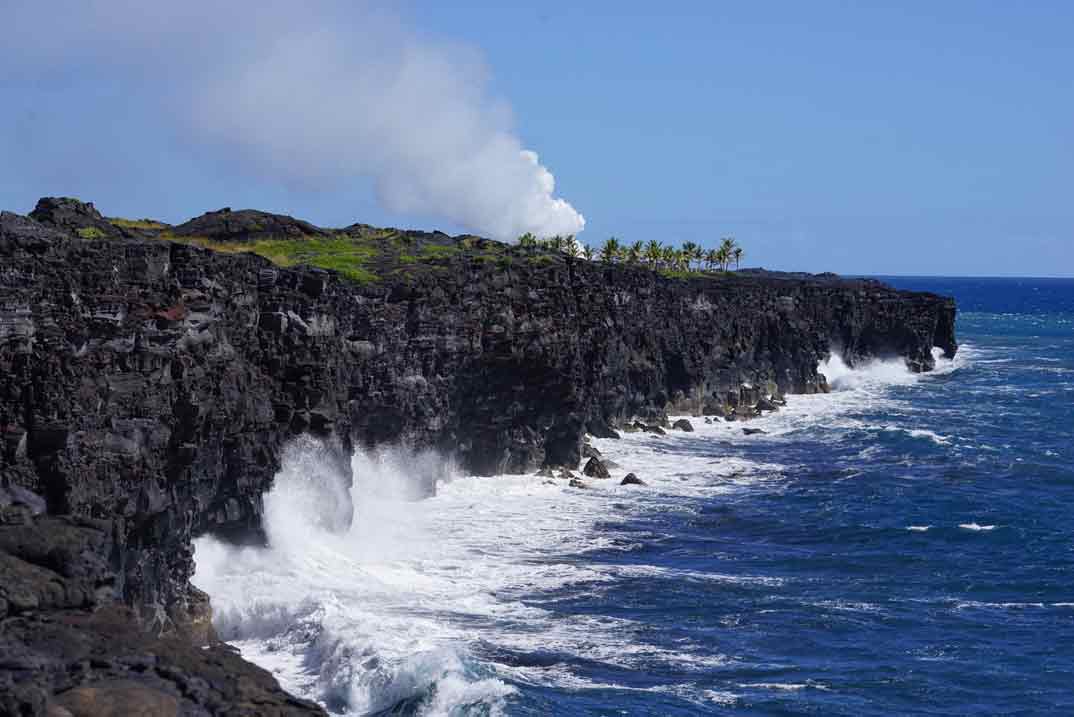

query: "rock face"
left=0, top=198, right=957, bottom=713
left=583, top=457, right=611, bottom=479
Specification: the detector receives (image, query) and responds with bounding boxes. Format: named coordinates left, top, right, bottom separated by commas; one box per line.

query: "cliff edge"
left=0, top=198, right=956, bottom=714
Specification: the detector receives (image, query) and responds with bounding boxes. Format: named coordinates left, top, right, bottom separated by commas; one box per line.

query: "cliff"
left=0, top=198, right=957, bottom=714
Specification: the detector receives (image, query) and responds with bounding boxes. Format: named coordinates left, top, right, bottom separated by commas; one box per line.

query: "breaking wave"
left=191, top=337, right=994, bottom=715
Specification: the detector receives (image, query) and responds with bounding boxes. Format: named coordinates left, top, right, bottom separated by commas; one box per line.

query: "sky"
left=1, top=1, right=1071, bottom=276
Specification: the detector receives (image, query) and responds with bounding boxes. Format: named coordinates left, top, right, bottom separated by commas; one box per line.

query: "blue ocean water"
left=509, top=277, right=1074, bottom=716
left=194, top=276, right=1074, bottom=716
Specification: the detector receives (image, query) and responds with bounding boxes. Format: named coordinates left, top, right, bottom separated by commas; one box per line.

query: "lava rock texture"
left=0, top=198, right=957, bottom=714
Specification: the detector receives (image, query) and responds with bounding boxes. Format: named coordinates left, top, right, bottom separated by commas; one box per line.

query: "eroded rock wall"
left=0, top=203, right=956, bottom=713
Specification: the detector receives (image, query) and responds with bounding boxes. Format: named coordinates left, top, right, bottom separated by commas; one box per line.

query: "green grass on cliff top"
left=108, top=217, right=170, bottom=230
left=160, top=233, right=382, bottom=284
left=104, top=214, right=554, bottom=285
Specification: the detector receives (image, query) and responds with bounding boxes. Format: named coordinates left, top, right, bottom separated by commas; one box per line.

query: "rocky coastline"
left=0, top=198, right=957, bottom=715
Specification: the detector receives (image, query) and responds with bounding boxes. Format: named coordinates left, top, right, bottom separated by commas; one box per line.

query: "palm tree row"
left=518, top=232, right=743, bottom=273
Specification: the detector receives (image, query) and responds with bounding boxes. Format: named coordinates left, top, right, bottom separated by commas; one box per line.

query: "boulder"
left=755, top=397, right=780, bottom=412
left=672, top=418, right=694, bottom=432
left=620, top=473, right=646, bottom=486
left=568, top=478, right=588, bottom=489
left=742, top=427, right=767, bottom=436
left=586, top=420, right=621, bottom=440
left=582, top=443, right=602, bottom=460
left=583, top=457, right=610, bottom=479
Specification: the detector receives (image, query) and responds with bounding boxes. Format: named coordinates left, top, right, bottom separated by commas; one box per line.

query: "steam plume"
left=3, top=1, right=585, bottom=240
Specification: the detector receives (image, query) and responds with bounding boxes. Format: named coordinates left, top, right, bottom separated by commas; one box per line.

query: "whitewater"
left=193, top=350, right=961, bottom=715
left=194, top=276, right=1074, bottom=715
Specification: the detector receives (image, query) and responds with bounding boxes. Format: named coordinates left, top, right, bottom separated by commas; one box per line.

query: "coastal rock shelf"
left=0, top=198, right=956, bottom=714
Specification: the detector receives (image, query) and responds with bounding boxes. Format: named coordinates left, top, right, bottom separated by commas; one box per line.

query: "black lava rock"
left=583, top=457, right=611, bottom=479
left=0, top=199, right=958, bottom=713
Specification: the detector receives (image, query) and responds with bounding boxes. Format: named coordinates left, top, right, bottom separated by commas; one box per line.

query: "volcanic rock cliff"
left=0, top=198, right=957, bottom=714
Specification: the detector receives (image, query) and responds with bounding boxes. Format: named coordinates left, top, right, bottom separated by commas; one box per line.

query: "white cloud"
left=3, top=1, right=585, bottom=240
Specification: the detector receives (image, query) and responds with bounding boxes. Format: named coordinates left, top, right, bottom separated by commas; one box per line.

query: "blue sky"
left=2, top=1, right=1070, bottom=276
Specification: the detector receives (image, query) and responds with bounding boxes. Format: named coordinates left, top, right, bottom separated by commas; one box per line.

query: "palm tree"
left=661, top=245, right=676, bottom=270
left=627, top=240, right=643, bottom=265
left=517, top=232, right=537, bottom=248
left=681, top=242, right=699, bottom=270
left=714, top=245, right=729, bottom=272
left=718, top=237, right=736, bottom=270
left=564, top=236, right=581, bottom=258
left=733, top=246, right=743, bottom=270
left=645, top=240, right=662, bottom=269
left=582, top=244, right=594, bottom=261
left=705, top=248, right=720, bottom=272
left=601, top=237, right=622, bottom=263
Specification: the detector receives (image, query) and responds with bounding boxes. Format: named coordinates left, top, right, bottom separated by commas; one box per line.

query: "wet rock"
left=672, top=418, right=695, bottom=432
left=620, top=473, right=646, bottom=486
left=568, top=478, right=588, bottom=489
left=756, top=397, right=780, bottom=412
left=582, top=443, right=602, bottom=460
left=0, top=605, right=324, bottom=716
left=583, top=457, right=610, bottom=479
left=586, top=420, right=620, bottom=440
left=53, top=680, right=181, bottom=717
left=742, top=427, right=767, bottom=436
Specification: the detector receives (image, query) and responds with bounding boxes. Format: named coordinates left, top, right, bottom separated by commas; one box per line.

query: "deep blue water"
left=503, top=277, right=1074, bottom=715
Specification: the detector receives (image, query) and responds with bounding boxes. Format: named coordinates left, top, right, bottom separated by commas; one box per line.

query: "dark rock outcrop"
left=0, top=511, right=322, bottom=715
left=583, top=457, right=610, bottom=479
left=0, top=198, right=957, bottom=713
left=755, top=397, right=780, bottom=412
left=620, top=473, right=646, bottom=486
left=174, top=207, right=326, bottom=242
left=672, top=418, right=695, bottom=432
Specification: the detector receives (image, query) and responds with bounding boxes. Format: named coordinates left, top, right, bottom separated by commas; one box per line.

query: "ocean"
left=192, top=276, right=1074, bottom=716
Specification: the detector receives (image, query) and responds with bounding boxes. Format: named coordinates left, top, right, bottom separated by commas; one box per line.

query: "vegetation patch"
left=76, top=227, right=106, bottom=239
left=158, top=232, right=382, bottom=284
left=660, top=269, right=711, bottom=280
left=108, top=217, right=170, bottom=230
left=418, top=244, right=460, bottom=261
